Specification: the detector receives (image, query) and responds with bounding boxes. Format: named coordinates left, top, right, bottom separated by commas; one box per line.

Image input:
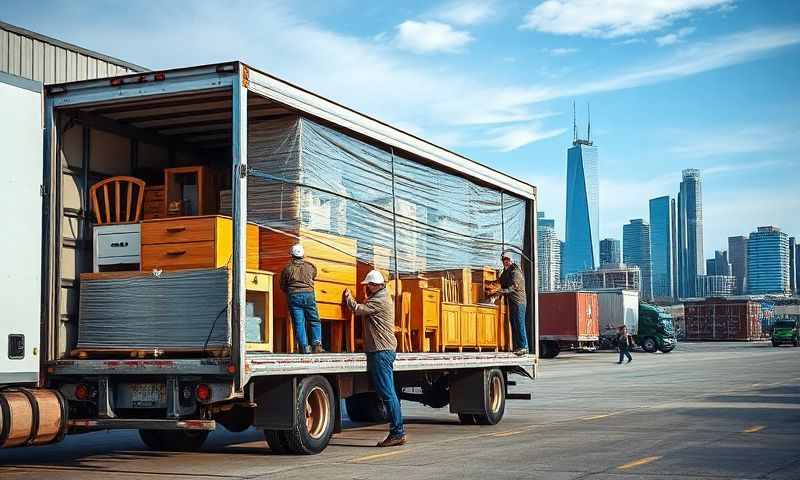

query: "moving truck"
left=636, top=304, right=677, bottom=353
left=537, top=292, right=599, bottom=359
left=0, top=63, right=538, bottom=453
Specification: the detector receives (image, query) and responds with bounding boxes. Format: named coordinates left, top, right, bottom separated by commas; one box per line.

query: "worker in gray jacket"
left=280, top=244, right=324, bottom=354
left=344, top=270, right=406, bottom=447
left=496, top=251, right=529, bottom=356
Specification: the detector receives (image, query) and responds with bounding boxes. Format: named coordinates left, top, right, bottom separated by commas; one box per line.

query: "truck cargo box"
left=684, top=298, right=762, bottom=341
left=597, top=289, right=639, bottom=338
left=539, top=292, right=599, bottom=341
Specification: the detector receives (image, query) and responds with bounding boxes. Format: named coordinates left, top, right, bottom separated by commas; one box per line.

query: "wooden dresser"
left=260, top=228, right=357, bottom=352
left=477, top=305, right=499, bottom=351
left=140, top=215, right=259, bottom=271
left=408, top=287, right=440, bottom=352
left=440, top=303, right=461, bottom=351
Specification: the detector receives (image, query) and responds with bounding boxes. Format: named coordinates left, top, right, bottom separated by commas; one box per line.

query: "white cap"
left=361, top=269, right=385, bottom=285
left=290, top=244, right=304, bottom=258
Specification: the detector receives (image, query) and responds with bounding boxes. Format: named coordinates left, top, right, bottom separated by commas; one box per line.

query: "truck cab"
left=637, top=304, right=676, bottom=353
left=771, top=319, right=799, bottom=347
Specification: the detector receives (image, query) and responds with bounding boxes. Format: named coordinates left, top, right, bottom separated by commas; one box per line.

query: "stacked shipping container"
left=684, top=298, right=762, bottom=341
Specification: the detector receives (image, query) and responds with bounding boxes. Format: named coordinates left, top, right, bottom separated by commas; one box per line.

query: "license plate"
left=130, top=383, right=166, bottom=408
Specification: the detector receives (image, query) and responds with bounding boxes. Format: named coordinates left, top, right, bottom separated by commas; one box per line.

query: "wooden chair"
left=395, top=292, right=412, bottom=353
left=89, top=176, right=146, bottom=224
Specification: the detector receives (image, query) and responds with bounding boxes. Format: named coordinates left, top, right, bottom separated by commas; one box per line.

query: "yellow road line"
left=743, top=425, right=766, bottom=433
left=490, top=430, right=524, bottom=437
left=583, top=414, right=612, bottom=420
left=617, top=456, right=662, bottom=470
left=351, top=450, right=407, bottom=462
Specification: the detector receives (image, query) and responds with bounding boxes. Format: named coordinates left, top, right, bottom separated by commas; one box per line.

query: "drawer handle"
left=320, top=289, right=328, bottom=294
left=166, top=250, right=186, bottom=256
left=166, top=226, right=187, bottom=233
left=321, top=268, right=331, bottom=273
left=110, top=241, right=129, bottom=248
left=251, top=276, right=259, bottom=284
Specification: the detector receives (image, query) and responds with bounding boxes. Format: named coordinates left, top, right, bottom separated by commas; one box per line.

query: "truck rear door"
left=0, top=72, right=43, bottom=385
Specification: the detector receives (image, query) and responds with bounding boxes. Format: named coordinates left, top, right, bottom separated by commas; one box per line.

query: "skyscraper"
left=789, top=237, right=797, bottom=294
left=747, top=226, right=790, bottom=295
left=728, top=236, right=748, bottom=294
left=670, top=198, right=678, bottom=301
left=796, top=243, right=800, bottom=294
left=715, top=250, right=731, bottom=276
left=599, top=238, right=621, bottom=266
left=537, top=212, right=561, bottom=292
left=706, top=258, right=716, bottom=276
left=649, top=196, right=674, bottom=300
left=563, top=109, right=599, bottom=276
left=623, top=219, right=653, bottom=301
left=677, top=169, right=704, bottom=298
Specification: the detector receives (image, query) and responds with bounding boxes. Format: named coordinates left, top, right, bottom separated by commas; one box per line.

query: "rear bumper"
left=69, top=418, right=216, bottom=431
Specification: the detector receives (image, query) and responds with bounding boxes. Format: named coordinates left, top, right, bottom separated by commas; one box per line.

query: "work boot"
left=377, top=434, right=407, bottom=447
left=513, top=348, right=528, bottom=356
left=312, top=344, right=326, bottom=354
left=302, top=345, right=312, bottom=354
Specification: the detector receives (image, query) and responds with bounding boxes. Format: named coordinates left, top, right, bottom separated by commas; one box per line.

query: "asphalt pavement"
left=1, top=341, right=798, bottom=479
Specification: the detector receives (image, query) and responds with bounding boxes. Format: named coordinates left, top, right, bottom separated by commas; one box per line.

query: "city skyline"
left=3, top=1, right=798, bottom=260
left=562, top=127, right=599, bottom=276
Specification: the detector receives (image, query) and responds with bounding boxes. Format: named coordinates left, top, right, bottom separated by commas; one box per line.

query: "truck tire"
left=138, top=429, right=209, bottom=451
left=264, top=429, right=291, bottom=454
left=642, top=337, right=658, bottom=353
left=283, top=375, right=335, bottom=455
left=345, top=392, right=388, bottom=423
left=539, top=340, right=560, bottom=359
left=474, top=368, right=506, bottom=426
left=772, top=340, right=780, bottom=347
left=458, top=413, right=477, bottom=425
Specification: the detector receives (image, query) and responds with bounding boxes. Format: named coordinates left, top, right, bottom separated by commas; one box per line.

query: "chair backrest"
left=89, top=176, right=146, bottom=224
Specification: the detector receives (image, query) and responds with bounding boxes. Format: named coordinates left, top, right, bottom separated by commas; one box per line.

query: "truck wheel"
left=539, top=341, right=560, bottom=359
left=642, top=338, right=658, bottom=353
left=264, top=429, right=291, bottom=454
left=345, top=392, right=388, bottom=423
left=772, top=341, right=780, bottom=347
left=458, top=413, right=477, bottom=425
left=474, top=368, right=506, bottom=426
left=138, top=429, right=209, bottom=451
left=283, top=375, right=335, bottom=455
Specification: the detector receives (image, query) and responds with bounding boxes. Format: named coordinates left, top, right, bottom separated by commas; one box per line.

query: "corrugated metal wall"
left=0, top=21, right=145, bottom=84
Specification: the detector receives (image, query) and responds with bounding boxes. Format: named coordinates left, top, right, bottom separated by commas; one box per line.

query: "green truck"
left=771, top=319, right=800, bottom=347
left=636, top=304, right=677, bottom=353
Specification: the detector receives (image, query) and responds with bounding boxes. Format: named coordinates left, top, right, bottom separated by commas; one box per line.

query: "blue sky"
left=4, top=0, right=799, bottom=258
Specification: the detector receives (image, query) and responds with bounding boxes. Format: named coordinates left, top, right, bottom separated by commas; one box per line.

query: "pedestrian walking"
left=344, top=270, right=406, bottom=447
left=280, top=244, right=324, bottom=354
left=617, top=326, right=633, bottom=364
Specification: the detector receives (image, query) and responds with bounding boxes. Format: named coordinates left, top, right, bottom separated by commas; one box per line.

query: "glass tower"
left=537, top=212, right=561, bottom=292
left=564, top=140, right=599, bottom=275
left=599, top=238, right=621, bottom=266
left=677, top=169, right=704, bottom=298
left=649, top=196, right=674, bottom=300
left=728, top=236, right=748, bottom=294
left=623, top=219, right=653, bottom=301
left=747, top=226, right=790, bottom=295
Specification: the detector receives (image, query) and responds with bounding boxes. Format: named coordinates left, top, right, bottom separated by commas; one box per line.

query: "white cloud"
left=431, top=0, right=498, bottom=26
left=473, top=125, right=568, bottom=152
left=655, top=26, right=696, bottom=46
left=670, top=126, right=795, bottom=159
left=521, top=0, right=733, bottom=38
left=394, top=20, right=474, bottom=54
left=544, top=47, right=580, bottom=56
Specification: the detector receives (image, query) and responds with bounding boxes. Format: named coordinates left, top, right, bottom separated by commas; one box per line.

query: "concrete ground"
left=1, top=342, right=798, bottom=479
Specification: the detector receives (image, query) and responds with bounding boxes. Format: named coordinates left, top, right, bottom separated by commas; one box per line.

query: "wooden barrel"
left=0, top=388, right=66, bottom=448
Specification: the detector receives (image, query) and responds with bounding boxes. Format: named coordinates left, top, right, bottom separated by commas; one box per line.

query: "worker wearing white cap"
left=498, top=251, right=529, bottom=356
left=279, top=244, right=324, bottom=354
left=344, top=270, right=406, bottom=447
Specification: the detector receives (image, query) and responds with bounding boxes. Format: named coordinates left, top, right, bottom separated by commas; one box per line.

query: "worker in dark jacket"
left=280, top=244, right=324, bottom=354
left=497, top=251, right=529, bottom=356
left=344, top=270, right=406, bottom=448
left=616, top=326, right=633, bottom=364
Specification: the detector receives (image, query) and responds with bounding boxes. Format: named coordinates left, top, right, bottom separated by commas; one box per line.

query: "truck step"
left=506, top=392, right=532, bottom=400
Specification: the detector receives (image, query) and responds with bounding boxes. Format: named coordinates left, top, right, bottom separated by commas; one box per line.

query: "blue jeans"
left=288, top=291, right=321, bottom=351
left=509, top=302, right=529, bottom=350
left=619, top=347, right=632, bottom=363
left=367, top=350, right=404, bottom=437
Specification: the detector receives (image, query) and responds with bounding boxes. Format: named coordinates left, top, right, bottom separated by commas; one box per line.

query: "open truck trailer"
left=0, top=62, right=538, bottom=454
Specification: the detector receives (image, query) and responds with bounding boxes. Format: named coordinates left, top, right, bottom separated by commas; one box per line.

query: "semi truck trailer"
left=537, top=292, right=599, bottom=359
left=0, top=62, right=538, bottom=453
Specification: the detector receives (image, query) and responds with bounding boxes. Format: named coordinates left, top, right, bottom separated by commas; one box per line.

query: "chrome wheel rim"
left=305, top=386, right=330, bottom=439
left=489, top=375, right=503, bottom=413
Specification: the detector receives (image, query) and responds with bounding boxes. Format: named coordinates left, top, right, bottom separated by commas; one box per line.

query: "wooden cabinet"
left=440, top=303, right=461, bottom=351
left=460, top=305, right=478, bottom=348
left=245, top=269, right=274, bottom=352
left=142, top=186, right=166, bottom=220
left=140, top=215, right=258, bottom=271
left=260, top=227, right=357, bottom=352
left=477, top=305, right=499, bottom=350
left=408, top=287, right=440, bottom=352
left=164, top=166, right=217, bottom=217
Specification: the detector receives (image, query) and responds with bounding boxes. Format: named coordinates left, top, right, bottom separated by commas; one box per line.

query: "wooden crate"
left=142, top=186, right=166, bottom=220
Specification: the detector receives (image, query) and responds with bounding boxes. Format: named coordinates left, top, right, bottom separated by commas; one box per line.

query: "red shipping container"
left=683, top=298, right=762, bottom=341
left=539, top=292, right=599, bottom=341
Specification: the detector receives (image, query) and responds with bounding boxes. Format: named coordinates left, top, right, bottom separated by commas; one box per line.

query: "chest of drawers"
left=93, top=223, right=141, bottom=272
left=140, top=215, right=259, bottom=271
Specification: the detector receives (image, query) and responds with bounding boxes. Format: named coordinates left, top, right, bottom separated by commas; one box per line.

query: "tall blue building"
left=623, top=219, right=653, bottom=301
left=649, top=196, right=674, bottom=300
left=677, top=169, right=704, bottom=298
left=747, top=226, right=790, bottom=295
left=537, top=212, right=561, bottom=292
left=563, top=130, right=599, bottom=276
left=599, top=238, right=621, bottom=266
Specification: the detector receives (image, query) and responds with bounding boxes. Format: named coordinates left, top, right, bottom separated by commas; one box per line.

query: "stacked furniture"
left=260, top=227, right=357, bottom=353
left=90, top=176, right=146, bottom=272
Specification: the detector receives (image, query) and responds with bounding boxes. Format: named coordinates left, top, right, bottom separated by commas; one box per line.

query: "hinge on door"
left=40, top=184, right=48, bottom=197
